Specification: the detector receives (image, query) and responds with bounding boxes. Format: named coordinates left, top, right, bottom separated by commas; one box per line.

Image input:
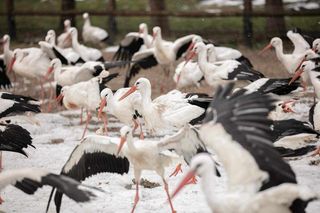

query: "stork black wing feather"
left=0, top=123, right=34, bottom=156
left=124, top=54, right=158, bottom=87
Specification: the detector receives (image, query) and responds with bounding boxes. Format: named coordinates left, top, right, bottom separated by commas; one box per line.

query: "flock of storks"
left=0, top=12, right=320, bottom=213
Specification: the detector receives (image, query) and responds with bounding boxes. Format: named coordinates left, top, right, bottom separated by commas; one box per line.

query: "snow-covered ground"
left=1, top=101, right=320, bottom=212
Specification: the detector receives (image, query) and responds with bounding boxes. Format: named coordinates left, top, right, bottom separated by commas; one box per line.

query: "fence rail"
left=0, top=9, right=320, bottom=17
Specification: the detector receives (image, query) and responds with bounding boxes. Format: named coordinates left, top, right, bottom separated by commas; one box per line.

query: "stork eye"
left=136, top=82, right=140, bottom=85
left=302, top=65, right=306, bottom=68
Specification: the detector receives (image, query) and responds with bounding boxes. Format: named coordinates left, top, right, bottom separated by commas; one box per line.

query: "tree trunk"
left=265, top=0, right=286, bottom=37
left=5, top=0, right=16, bottom=39
left=60, top=0, right=76, bottom=30
left=107, top=0, right=117, bottom=44
left=243, top=0, right=253, bottom=48
left=148, top=0, right=170, bottom=36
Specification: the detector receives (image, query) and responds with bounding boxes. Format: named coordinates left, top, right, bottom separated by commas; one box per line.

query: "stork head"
left=46, top=59, right=61, bottom=79
left=98, top=88, right=112, bottom=118
left=289, top=60, right=316, bottom=85
left=152, top=26, right=161, bottom=43
left=312, top=38, right=320, bottom=53
left=259, top=37, right=282, bottom=55
left=1, top=34, right=10, bottom=45
left=117, top=126, right=133, bottom=155
left=64, top=19, right=71, bottom=29
left=65, top=27, right=77, bottom=43
left=119, top=77, right=150, bottom=101
left=83, top=12, right=89, bottom=20
left=171, top=153, right=214, bottom=198
left=139, top=23, right=147, bottom=34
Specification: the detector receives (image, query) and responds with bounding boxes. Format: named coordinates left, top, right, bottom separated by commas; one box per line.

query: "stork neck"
left=198, top=48, right=213, bottom=74
left=3, top=40, right=10, bottom=55
left=207, top=50, right=217, bottom=63
left=273, top=44, right=284, bottom=61
left=84, top=18, right=91, bottom=27
left=200, top=168, right=218, bottom=209
left=126, top=133, right=137, bottom=151
left=309, top=71, right=320, bottom=99
left=106, top=93, right=115, bottom=113
left=139, top=86, right=152, bottom=106
left=71, top=34, right=80, bottom=50
left=53, top=64, right=62, bottom=81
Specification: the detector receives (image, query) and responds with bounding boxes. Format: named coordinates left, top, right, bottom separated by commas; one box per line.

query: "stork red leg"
left=81, top=110, right=92, bottom=140
left=46, top=81, right=54, bottom=112
left=100, top=112, right=108, bottom=135
left=139, top=122, right=144, bottom=140
left=169, top=163, right=182, bottom=177
left=131, top=182, right=140, bottom=213
left=162, top=178, right=176, bottom=213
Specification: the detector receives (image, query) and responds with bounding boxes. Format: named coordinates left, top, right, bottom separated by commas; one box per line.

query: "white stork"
left=188, top=42, right=264, bottom=87
left=57, top=72, right=118, bottom=138
left=171, top=83, right=317, bottom=213
left=119, top=77, right=205, bottom=134
left=66, top=27, right=104, bottom=62
left=57, top=19, right=72, bottom=48
left=123, top=27, right=195, bottom=87
left=47, top=126, right=177, bottom=213
left=82, top=12, right=109, bottom=46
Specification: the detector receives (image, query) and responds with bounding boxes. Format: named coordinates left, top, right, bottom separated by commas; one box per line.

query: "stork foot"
left=186, top=175, right=197, bottom=185
left=169, top=163, right=182, bottom=177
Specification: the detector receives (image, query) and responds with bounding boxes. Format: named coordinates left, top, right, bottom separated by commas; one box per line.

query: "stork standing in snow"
left=171, top=83, right=317, bottom=213
left=47, top=126, right=177, bottom=213
left=82, top=12, right=109, bottom=46
left=119, top=78, right=205, bottom=135
left=0, top=168, right=99, bottom=206
left=57, top=72, right=118, bottom=139
left=98, top=87, right=144, bottom=138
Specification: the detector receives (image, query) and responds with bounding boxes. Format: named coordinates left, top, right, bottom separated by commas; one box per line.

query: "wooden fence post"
left=243, top=0, right=253, bottom=48
left=108, top=0, right=117, bottom=44
left=5, top=0, right=16, bottom=39
left=148, top=0, right=170, bottom=36
left=60, top=0, right=76, bottom=30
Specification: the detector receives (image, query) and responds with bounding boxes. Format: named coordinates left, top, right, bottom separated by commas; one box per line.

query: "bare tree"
left=265, top=0, right=286, bottom=37
left=148, top=0, right=170, bottom=36
left=60, top=0, right=76, bottom=30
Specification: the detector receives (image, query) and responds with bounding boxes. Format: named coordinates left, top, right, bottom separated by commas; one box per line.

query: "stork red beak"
left=294, top=57, right=307, bottom=73
left=289, top=68, right=304, bottom=85
left=98, top=98, right=107, bottom=119
left=184, top=50, right=196, bottom=66
left=171, top=170, right=196, bottom=199
left=118, top=86, right=137, bottom=101
left=56, top=93, right=64, bottom=103
left=8, top=56, right=16, bottom=72
left=184, top=42, right=195, bottom=60
left=258, top=43, right=272, bottom=55
left=117, top=136, right=126, bottom=155
left=45, top=66, right=54, bottom=80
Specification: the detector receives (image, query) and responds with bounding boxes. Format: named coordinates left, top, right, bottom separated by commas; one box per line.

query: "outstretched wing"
left=202, top=83, right=297, bottom=191
left=158, top=124, right=208, bottom=165
left=124, top=49, right=158, bottom=87
left=113, top=32, right=144, bottom=62
left=0, top=123, right=34, bottom=156
left=47, top=135, right=129, bottom=213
